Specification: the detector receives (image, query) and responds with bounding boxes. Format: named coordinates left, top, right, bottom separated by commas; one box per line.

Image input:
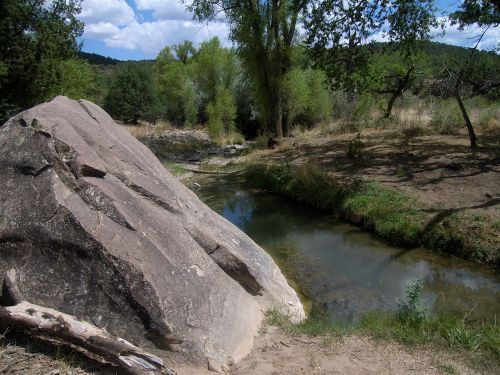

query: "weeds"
left=398, top=278, right=426, bottom=323
left=263, top=278, right=500, bottom=372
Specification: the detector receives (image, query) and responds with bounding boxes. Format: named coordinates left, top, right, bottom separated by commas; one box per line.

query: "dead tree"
left=0, top=269, right=175, bottom=375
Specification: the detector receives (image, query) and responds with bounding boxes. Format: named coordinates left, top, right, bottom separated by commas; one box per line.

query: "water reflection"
left=191, top=176, right=500, bottom=322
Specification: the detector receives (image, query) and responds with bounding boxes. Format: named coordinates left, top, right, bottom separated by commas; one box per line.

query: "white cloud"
left=80, top=0, right=135, bottom=26
left=80, top=0, right=231, bottom=57
left=102, top=20, right=230, bottom=56
left=135, top=0, right=192, bottom=21
left=84, top=22, right=121, bottom=39
left=432, top=19, right=499, bottom=51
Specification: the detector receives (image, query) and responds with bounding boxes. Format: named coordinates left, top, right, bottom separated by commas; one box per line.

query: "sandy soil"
left=2, top=327, right=481, bottom=375
left=227, top=326, right=480, bottom=375
left=244, top=126, right=500, bottom=219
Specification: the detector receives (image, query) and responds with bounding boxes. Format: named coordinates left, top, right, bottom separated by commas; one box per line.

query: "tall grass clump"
left=430, top=99, right=463, bottom=135
left=342, top=183, right=426, bottom=245
left=244, top=163, right=349, bottom=211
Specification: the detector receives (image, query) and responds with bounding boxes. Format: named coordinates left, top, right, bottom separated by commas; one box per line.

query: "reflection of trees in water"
left=196, top=176, right=500, bottom=323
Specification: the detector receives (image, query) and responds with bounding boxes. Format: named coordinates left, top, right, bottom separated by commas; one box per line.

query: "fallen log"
left=0, top=269, right=174, bottom=375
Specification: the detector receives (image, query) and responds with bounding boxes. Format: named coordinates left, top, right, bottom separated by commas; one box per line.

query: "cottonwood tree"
left=188, top=0, right=310, bottom=138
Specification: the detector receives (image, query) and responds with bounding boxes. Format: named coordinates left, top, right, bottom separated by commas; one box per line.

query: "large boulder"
left=0, top=96, right=304, bottom=366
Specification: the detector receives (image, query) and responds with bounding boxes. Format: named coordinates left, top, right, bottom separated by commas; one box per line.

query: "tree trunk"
left=454, top=91, right=477, bottom=148
left=282, top=111, right=289, bottom=137
left=273, top=90, right=283, bottom=139
left=384, top=66, right=414, bottom=119
left=384, top=88, right=402, bottom=119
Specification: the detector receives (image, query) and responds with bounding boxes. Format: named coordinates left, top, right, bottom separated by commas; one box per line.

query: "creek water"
left=190, top=175, right=499, bottom=323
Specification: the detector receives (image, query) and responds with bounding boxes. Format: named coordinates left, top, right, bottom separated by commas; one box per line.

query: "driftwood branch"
left=0, top=269, right=174, bottom=375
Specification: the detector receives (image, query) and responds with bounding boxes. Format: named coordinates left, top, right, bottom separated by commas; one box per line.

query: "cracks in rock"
left=0, top=236, right=26, bottom=245
left=15, top=164, right=52, bottom=177
left=78, top=100, right=101, bottom=127
left=77, top=180, right=136, bottom=231
left=185, top=227, right=263, bottom=296
left=114, top=174, right=181, bottom=215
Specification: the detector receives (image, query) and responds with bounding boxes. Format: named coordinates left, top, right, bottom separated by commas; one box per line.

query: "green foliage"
left=450, top=0, right=500, bottom=28
left=155, top=37, right=244, bottom=135
left=206, top=87, right=237, bottom=139
left=283, top=68, right=332, bottom=127
left=343, top=183, right=425, bottom=244
left=190, top=0, right=309, bottom=137
left=156, top=46, right=198, bottom=126
left=104, top=63, right=161, bottom=123
left=0, top=0, right=84, bottom=123
left=45, top=58, right=98, bottom=101
left=194, top=38, right=239, bottom=117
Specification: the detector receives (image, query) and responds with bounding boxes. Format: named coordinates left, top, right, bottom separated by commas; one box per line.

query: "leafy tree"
left=380, top=0, right=438, bottom=118
left=189, top=0, right=310, bottom=139
left=369, top=50, right=432, bottom=117
left=451, top=0, right=500, bottom=28
left=206, top=87, right=237, bottom=139
left=0, top=0, right=83, bottom=123
left=104, top=63, right=161, bottom=124
left=156, top=45, right=198, bottom=125
left=305, top=0, right=384, bottom=95
left=193, top=37, right=239, bottom=122
left=307, top=0, right=437, bottom=116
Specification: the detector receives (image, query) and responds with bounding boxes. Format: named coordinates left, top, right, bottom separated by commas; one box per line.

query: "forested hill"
left=80, top=41, right=498, bottom=69
left=78, top=52, right=121, bottom=65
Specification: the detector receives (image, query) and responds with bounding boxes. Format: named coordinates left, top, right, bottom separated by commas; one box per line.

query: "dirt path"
left=174, top=326, right=479, bottom=375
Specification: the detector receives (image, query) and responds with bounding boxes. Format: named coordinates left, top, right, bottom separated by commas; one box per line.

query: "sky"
left=78, top=0, right=499, bottom=61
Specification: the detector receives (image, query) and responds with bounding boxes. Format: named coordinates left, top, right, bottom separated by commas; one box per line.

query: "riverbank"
left=241, top=162, right=499, bottom=267
left=236, top=127, right=500, bottom=267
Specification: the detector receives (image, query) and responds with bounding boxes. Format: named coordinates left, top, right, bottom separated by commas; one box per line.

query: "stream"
left=190, top=175, right=499, bottom=323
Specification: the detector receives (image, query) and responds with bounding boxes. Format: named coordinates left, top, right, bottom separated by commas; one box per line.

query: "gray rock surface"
left=0, top=96, right=304, bottom=366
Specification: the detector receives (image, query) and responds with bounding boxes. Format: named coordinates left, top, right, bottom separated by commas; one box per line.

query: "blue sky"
left=78, top=0, right=499, bottom=61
